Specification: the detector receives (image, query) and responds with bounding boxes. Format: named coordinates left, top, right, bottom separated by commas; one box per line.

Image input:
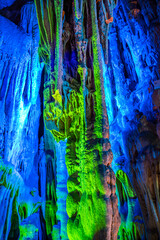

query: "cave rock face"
left=0, top=0, right=160, bottom=240
left=0, top=2, right=43, bottom=239
left=108, top=0, right=160, bottom=239
left=0, top=0, right=16, bottom=10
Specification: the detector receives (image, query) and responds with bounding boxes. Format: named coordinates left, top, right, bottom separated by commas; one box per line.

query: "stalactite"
left=0, top=2, right=43, bottom=239
left=55, top=140, right=68, bottom=240
left=0, top=159, right=41, bottom=239
left=106, top=0, right=160, bottom=239
left=116, top=170, right=144, bottom=240
left=1, top=0, right=160, bottom=239
left=129, top=117, right=160, bottom=239
left=34, top=0, right=120, bottom=239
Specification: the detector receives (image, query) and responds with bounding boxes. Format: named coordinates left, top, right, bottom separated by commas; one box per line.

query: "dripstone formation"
left=0, top=0, right=159, bottom=239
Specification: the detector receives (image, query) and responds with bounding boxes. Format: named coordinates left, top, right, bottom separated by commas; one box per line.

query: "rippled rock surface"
left=0, top=0, right=160, bottom=239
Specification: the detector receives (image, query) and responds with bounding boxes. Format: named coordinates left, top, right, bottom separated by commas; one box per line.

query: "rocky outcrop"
left=107, top=0, right=160, bottom=239
left=0, top=159, right=41, bottom=239
left=130, top=115, right=160, bottom=239
left=0, top=2, right=43, bottom=239
left=34, top=0, right=120, bottom=239
left=1, top=0, right=160, bottom=239
left=0, top=0, right=16, bottom=10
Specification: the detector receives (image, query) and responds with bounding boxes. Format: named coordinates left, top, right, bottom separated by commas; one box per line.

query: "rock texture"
left=107, top=0, right=160, bottom=239
left=0, top=0, right=16, bottom=10
left=0, top=2, right=43, bottom=239
left=34, top=0, right=120, bottom=239
left=0, top=0, right=160, bottom=239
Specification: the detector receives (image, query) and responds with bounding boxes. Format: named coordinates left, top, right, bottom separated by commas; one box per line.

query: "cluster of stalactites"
left=34, top=0, right=118, bottom=84
left=34, top=0, right=120, bottom=239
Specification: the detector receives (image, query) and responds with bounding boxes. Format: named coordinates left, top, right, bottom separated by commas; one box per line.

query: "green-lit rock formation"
left=1, top=0, right=160, bottom=239
left=34, top=0, right=120, bottom=239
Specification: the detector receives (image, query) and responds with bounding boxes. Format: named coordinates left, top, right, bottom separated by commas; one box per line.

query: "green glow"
left=65, top=96, right=106, bottom=239
left=116, top=170, right=141, bottom=240
left=74, top=0, right=81, bottom=19
left=19, top=224, right=38, bottom=240
left=58, top=61, right=105, bottom=239
left=116, top=170, right=136, bottom=199
left=35, top=1, right=111, bottom=239
left=90, top=1, right=103, bottom=139
left=53, top=0, right=63, bottom=89
left=44, top=89, right=85, bottom=142
left=52, top=89, right=62, bottom=104
left=117, top=222, right=140, bottom=240
left=34, top=0, right=49, bottom=48
left=45, top=200, right=57, bottom=235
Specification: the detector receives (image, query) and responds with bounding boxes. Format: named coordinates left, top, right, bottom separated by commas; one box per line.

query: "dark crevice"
left=0, top=0, right=34, bottom=25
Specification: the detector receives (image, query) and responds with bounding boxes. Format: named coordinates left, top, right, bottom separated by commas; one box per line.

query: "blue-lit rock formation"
left=54, top=140, right=68, bottom=239
left=0, top=0, right=160, bottom=239
left=0, top=0, right=15, bottom=9
left=106, top=0, right=160, bottom=239
left=0, top=2, right=43, bottom=239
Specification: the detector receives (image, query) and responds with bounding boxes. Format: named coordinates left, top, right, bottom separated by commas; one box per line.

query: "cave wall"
left=0, top=0, right=160, bottom=240
left=107, top=0, right=160, bottom=239
left=0, top=2, right=43, bottom=239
